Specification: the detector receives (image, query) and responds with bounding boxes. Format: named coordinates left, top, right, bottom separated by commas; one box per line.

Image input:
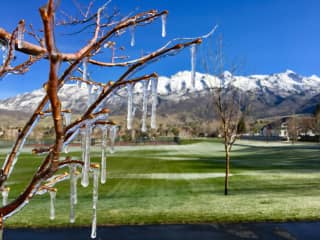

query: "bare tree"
left=287, top=114, right=299, bottom=144
left=0, top=1, right=214, bottom=238
left=315, top=103, right=320, bottom=142
left=205, top=37, right=249, bottom=195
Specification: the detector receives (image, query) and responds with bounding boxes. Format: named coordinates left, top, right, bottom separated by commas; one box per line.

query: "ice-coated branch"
left=0, top=1, right=213, bottom=238
left=0, top=8, right=167, bottom=62
left=0, top=27, right=17, bottom=77
left=39, top=0, right=63, bottom=176
left=0, top=9, right=173, bottom=186
left=69, top=76, right=106, bottom=88
left=87, top=25, right=217, bottom=68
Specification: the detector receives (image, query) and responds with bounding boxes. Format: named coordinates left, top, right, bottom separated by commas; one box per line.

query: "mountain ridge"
left=0, top=70, right=319, bottom=118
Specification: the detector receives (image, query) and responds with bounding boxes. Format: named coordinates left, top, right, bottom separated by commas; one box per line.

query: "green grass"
left=1, top=139, right=320, bottom=227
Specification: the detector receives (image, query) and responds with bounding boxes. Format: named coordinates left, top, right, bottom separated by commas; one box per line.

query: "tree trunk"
left=224, top=148, right=230, bottom=195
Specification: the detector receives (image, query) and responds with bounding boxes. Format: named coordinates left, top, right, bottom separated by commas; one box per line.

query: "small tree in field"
left=205, top=37, right=249, bottom=195
left=0, top=1, right=215, bottom=238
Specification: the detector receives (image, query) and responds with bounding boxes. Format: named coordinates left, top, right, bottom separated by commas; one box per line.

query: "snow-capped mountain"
left=0, top=70, right=320, bottom=117
left=156, top=69, right=320, bottom=97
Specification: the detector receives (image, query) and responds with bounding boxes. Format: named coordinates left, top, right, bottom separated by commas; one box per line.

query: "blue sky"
left=1, top=0, right=320, bottom=98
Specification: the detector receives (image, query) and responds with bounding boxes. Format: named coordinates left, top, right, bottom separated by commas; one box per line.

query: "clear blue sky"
left=1, top=0, right=320, bottom=99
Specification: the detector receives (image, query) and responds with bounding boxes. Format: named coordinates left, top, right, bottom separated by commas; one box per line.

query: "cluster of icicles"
left=1, top=110, right=117, bottom=239
left=127, top=13, right=197, bottom=89
left=129, top=12, right=167, bottom=48
left=0, top=21, right=24, bottom=67
left=0, top=13, right=200, bottom=239
left=61, top=82, right=117, bottom=239
left=0, top=73, right=118, bottom=240
left=64, top=121, right=117, bottom=239
left=126, top=77, right=158, bottom=131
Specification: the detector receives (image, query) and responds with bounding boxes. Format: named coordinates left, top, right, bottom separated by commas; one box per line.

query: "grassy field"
left=1, top=139, right=320, bottom=228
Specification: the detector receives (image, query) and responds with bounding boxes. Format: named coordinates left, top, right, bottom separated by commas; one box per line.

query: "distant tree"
left=299, top=117, right=315, bottom=136
left=171, top=127, right=180, bottom=137
left=237, top=115, right=247, bottom=135
left=157, top=123, right=165, bottom=136
left=314, top=103, right=320, bottom=142
left=287, top=116, right=298, bottom=144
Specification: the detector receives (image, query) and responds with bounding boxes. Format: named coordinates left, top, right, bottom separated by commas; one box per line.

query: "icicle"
left=92, top=168, right=99, bottom=209
left=109, top=126, right=118, bottom=154
left=132, top=107, right=137, bottom=118
left=64, top=146, right=69, bottom=154
left=91, top=88, right=99, bottom=106
left=161, top=14, right=167, bottom=38
left=91, top=87, right=105, bottom=114
left=127, top=83, right=133, bottom=130
left=83, top=58, right=88, bottom=81
left=64, top=112, right=71, bottom=126
left=141, top=80, right=149, bottom=132
left=150, top=77, right=158, bottom=129
left=80, top=127, right=86, bottom=164
left=0, top=41, right=8, bottom=66
left=87, top=85, right=99, bottom=107
left=49, top=190, right=56, bottom=220
left=87, top=84, right=94, bottom=107
left=91, top=208, right=97, bottom=239
left=100, top=126, right=108, bottom=184
left=190, top=44, right=197, bottom=89
left=91, top=167, right=99, bottom=239
left=70, top=199, right=75, bottom=223
left=81, top=124, right=92, bottom=187
left=1, top=188, right=9, bottom=206
left=70, top=163, right=77, bottom=223
left=130, top=26, right=135, bottom=47
left=17, top=20, right=25, bottom=49
left=73, top=174, right=78, bottom=205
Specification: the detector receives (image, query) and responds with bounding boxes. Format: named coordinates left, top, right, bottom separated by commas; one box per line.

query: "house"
left=279, top=122, right=289, bottom=140
left=260, top=115, right=316, bottom=141
left=4, top=127, right=21, bottom=139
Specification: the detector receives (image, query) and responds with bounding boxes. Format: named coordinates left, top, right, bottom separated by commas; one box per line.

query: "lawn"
left=1, top=139, right=320, bottom=227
